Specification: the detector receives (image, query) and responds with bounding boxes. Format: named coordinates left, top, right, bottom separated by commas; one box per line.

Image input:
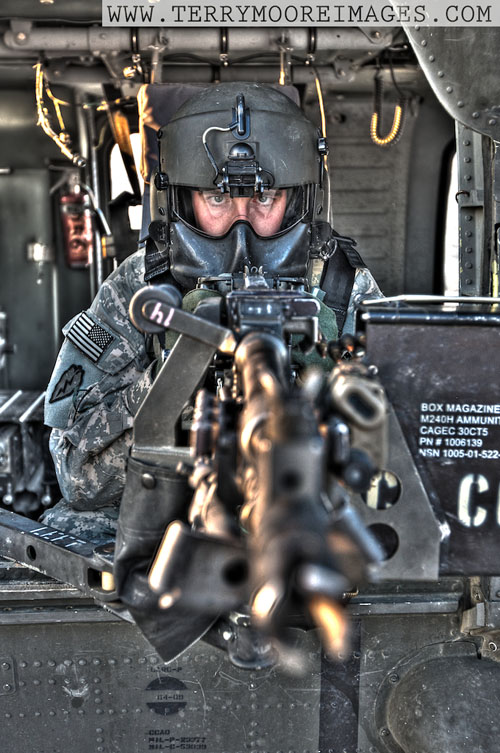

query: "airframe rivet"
left=3, top=684, right=11, bottom=691
left=437, top=70, right=444, bottom=78
left=465, top=262, right=473, bottom=269
left=141, top=473, right=156, bottom=489
left=380, top=728, right=390, bottom=737
left=489, top=119, right=497, bottom=126
left=389, top=673, right=399, bottom=683
left=457, top=101, right=464, bottom=108
left=1, top=663, right=10, bottom=671
left=472, top=112, right=480, bottom=119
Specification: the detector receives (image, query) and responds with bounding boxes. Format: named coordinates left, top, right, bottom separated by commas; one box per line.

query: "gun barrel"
left=308, top=595, right=349, bottom=657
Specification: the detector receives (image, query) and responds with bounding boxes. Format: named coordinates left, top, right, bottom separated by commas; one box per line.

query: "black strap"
left=320, top=231, right=365, bottom=334
left=108, top=191, right=140, bottom=265
left=144, top=223, right=170, bottom=281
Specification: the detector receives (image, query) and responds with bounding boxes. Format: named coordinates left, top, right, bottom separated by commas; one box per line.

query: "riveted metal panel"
left=0, top=618, right=323, bottom=753
left=304, top=88, right=453, bottom=296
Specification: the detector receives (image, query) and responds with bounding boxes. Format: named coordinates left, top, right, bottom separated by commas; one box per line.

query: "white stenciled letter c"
left=458, top=474, right=489, bottom=528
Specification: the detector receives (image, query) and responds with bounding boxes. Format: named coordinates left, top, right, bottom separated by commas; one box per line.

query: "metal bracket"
left=352, top=409, right=443, bottom=582
left=0, top=509, right=118, bottom=603
left=8, top=20, right=32, bottom=46
left=129, top=286, right=236, bottom=455
left=456, top=123, right=486, bottom=295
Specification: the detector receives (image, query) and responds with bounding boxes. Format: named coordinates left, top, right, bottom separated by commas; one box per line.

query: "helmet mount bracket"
left=232, top=93, right=251, bottom=139
left=202, top=93, right=275, bottom=195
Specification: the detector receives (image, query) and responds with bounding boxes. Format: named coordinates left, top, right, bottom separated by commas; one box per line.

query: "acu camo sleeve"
left=46, top=251, right=155, bottom=511
left=49, top=363, right=155, bottom=511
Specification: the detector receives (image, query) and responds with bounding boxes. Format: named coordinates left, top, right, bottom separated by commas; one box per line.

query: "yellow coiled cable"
left=370, top=105, right=403, bottom=147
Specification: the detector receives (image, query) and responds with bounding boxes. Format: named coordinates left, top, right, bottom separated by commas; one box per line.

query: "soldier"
left=42, top=82, right=381, bottom=544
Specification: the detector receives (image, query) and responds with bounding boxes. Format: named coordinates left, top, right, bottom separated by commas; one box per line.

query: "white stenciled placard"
left=418, top=401, right=500, bottom=462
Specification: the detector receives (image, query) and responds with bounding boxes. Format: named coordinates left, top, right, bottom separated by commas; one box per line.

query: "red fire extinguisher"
left=59, top=190, right=94, bottom=268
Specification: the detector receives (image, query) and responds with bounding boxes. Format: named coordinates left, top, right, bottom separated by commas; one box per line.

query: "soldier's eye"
left=206, top=193, right=226, bottom=205
left=256, top=190, right=279, bottom=205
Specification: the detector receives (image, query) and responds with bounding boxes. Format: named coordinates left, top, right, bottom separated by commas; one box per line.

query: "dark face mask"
left=168, top=219, right=311, bottom=291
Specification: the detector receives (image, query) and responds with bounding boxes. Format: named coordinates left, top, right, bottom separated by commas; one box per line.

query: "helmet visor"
left=174, top=186, right=310, bottom=238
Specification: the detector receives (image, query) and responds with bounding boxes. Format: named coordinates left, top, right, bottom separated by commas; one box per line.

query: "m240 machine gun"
left=113, top=271, right=388, bottom=666
left=2, top=283, right=500, bottom=750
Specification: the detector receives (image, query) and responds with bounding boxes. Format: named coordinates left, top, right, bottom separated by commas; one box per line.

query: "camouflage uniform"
left=42, top=248, right=381, bottom=544
left=42, top=250, right=154, bottom=543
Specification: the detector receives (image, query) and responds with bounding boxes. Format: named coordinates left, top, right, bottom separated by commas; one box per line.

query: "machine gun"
left=113, top=271, right=387, bottom=667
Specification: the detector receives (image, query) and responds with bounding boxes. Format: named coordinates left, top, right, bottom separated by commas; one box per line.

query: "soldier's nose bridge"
left=232, top=198, right=251, bottom=213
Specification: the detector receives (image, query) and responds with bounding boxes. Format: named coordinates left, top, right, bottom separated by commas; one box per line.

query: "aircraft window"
left=110, top=133, right=144, bottom=230
left=444, top=153, right=459, bottom=295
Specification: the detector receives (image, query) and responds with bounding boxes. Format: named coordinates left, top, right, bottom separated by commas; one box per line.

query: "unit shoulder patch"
left=49, top=364, right=84, bottom=403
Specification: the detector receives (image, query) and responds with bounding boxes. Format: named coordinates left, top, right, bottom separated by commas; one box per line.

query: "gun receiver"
left=114, top=273, right=387, bottom=666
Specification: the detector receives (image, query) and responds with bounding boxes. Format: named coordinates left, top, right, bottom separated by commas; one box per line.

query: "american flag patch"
left=66, top=312, right=114, bottom=363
